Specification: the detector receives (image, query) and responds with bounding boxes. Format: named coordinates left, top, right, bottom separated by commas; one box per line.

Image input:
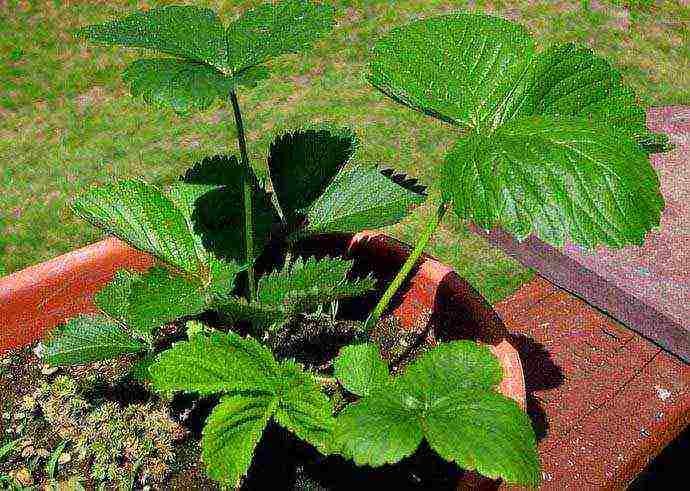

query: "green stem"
left=229, top=90, right=255, bottom=302
left=364, top=201, right=449, bottom=331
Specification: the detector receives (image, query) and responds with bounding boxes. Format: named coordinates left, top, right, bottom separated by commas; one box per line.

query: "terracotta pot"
left=0, top=232, right=526, bottom=488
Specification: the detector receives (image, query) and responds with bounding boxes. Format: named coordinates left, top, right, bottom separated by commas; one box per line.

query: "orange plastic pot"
left=0, top=232, right=526, bottom=488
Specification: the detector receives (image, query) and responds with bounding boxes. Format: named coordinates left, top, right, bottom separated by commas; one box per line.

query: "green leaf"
left=268, top=127, right=357, bottom=225
left=124, top=59, right=268, bottom=114
left=226, top=0, right=335, bottom=74
left=72, top=179, right=204, bottom=276
left=295, top=165, right=426, bottom=238
left=442, top=116, right=664, bottom=250
left=172, top=155, right=277, bottom=264
left=149, top=332, right=280, bottom=396
left=509, top=43, right=670, bottom=153
left=333, top=386, right=424, bottom=466
left=424, top=390, right=541, bottom=487
left=258, top=256, right=376, bottom=310
left=369, top=14, right=668, bottom=151
left=75, top=5, right=230, bottom=74
left=202, top=394, right=275, bottom=487
left=333, top=343, right=389, bottom=397
left=213, top=296, right=290, bottom=333
left=44, top=315, right=146, bottom=366
left=368, top=13, right=535, bottom=130
left=274, top=359, right=335, bottom=453
left=96, top=266, right=210, bottom=339
left=333, top=341, right=540, bottom=485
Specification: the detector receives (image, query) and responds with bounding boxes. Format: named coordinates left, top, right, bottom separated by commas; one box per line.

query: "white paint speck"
left=655, top=386, right=672, bottom=401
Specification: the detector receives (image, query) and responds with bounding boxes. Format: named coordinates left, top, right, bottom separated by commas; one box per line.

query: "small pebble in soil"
left=41, top=364, right=59, bottom=376
left=58, top=452, right=72, bottom=465
left=14, top=468, right=33, bottom=486
left=21, top=445, right=35, bottom=458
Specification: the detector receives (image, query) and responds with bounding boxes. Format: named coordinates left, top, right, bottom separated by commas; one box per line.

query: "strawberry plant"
left=37, top=3, right=669, bottom=490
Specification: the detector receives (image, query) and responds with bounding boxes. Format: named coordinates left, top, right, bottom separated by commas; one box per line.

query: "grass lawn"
left=1, top=0, right=688, bottom=304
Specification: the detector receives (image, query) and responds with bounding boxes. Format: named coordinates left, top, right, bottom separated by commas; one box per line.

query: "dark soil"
left=0, top=308, right=462, bottom=490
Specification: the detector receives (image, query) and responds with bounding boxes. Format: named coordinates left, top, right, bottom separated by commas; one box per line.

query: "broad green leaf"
left=442, top=116, right=664, bottom=250
left=333, top=386, right=424, bottom=466
left=149, top=332, right=279, bottom=396
left=226, top=0, right=335, bottom=74
left=268, top=127, right=356, bottom=225
left=333, top=341, right=540, bottom=485
left=508, top=43, right=670, bottom=153
left=171, top=155, right=277, bottom=264
left=295, top=165, right=426, bottom=238
left=368, top=13, right=535, bottom=130
left=202, top=394, right=275, bottom=487
left=333, top=343, right=389, bottom=397
left=75, top=6, right=230, bottom=73
left=95, top=266, right=210, bottom=339
left=72, top=180, right=203, bottom=276
left=124, top=59, right=268, bottom=114
left=274, top=360, right=335, bottom=453
left=424, top=390, right=540, bottom=487
left=44, top=315, right=146, bottom=366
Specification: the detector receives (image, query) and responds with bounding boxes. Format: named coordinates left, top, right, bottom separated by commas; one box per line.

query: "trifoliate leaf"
left=202, top=394, right=275, bottom=487
left=96, top=266, right=210, bottom=339
left=333, top=386, right=424, bottom=466
left=268, top=127, right=357, bottom=226
left=43, top=314, right=146, bottom=366
left=72, top=179, right=204, bottom=276
left=149, top=332, right=280, bottom=396
left=274, top=359, right=335, bottom=453
left=368, top=13, right=534, bottom=130
left=333, top=341, right=540, bottom=486
left=75, top=5, right=230, bottom=73
left=333, top=343, right=389, bottom=397
left=424, top=389, right=541, bottom=487
left=124, top=59, right=268, bottom=114
left=226, top=0, right=336, bottom=74
left=442, top=116, right=664, bottom=250
left=295, top=165, right=426, bottom=238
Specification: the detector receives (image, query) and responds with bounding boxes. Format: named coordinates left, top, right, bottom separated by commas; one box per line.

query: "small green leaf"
left=296, top=165, right=426, bottom=238
left=226, top=0, right=335, bottom=74
left=46, top=441, right=68, bottom=480
left=149, top=332, right=279, bottom=396
left=72, top=179, right=203, bottom=276
left=268, top=127, right=357, bottom=225
left=333, top=386, right=424, bottom=466
left=368, top=13, right=534, bottom=130
left=0, top=439, right=21, bottom=463
left=44, top=315, right=146, bottom=366
left=75, top=5, right=230, bottom=73
left=424, top=390, right=541, bottom=487
left=274, top=360, right=335, bottom=453
left=332, top=342, right=540, bottom=485
left=442, top=116, right=664, bottom=250
left=124, top=59, right=268, bottom=114
left=95, top=266, right=210, bottom=339
left=202, top=394, right=275, bottom=487
left=333, top=343, right=389, bottom=397
left=213, top=296, right=290, bottom=333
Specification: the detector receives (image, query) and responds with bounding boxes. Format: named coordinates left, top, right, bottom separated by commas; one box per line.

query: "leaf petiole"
left=364, top=200, right=448, bottom=331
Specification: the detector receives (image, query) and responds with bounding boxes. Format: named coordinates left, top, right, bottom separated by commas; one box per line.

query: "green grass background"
left=1, top=0, right=688, bottom=304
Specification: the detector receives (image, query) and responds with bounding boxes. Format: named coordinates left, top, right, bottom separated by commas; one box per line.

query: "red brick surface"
left=497, top=279, right=690, bottom=490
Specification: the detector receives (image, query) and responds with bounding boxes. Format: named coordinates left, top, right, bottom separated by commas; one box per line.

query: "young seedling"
left=36, top=4, right=669, bottom=490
